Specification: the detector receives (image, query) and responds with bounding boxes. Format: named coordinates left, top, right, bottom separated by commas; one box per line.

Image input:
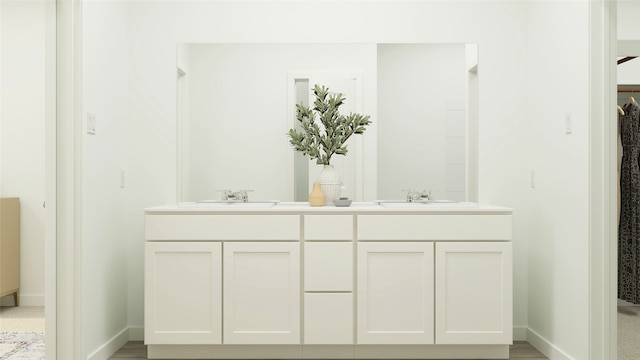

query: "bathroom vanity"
left=144, top=202, right=512, bottom=359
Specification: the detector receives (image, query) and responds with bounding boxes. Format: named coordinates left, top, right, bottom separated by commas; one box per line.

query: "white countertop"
left=145, top=201, right=512, bottom=215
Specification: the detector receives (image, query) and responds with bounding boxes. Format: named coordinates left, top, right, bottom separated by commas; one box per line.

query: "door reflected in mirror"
left=177, top=43, right=477, bottom=203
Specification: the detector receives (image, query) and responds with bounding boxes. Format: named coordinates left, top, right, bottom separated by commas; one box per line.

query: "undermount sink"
left=377, top=200, right=471, bottom=208
left=193, top=200, right=278, bottom=208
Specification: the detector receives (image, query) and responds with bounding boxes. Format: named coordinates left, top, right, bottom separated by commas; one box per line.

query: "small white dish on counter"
left=333, top=197, right=353, bottom=207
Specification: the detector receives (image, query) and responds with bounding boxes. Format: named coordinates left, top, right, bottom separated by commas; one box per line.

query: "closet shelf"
left=618, top=56, right=638, bottom=65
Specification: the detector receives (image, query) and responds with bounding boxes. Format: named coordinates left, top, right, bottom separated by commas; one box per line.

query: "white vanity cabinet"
left=356, top=214, right=513, bottom=347
left=144, top=213, right=301, bottom=348
left=144, top=205, right=512, bottom=359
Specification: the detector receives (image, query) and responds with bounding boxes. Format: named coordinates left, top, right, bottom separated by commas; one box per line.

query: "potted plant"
left=287, top=84, right=371, bottom=205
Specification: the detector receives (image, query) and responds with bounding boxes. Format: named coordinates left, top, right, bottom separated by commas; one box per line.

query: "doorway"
left=288, top=72, right=364, bottom=202
left=0, top=1, right=55, bottom=359
left=615, top=43, right=640, bottom=360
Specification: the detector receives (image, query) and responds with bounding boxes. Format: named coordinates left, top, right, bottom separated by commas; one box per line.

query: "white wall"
left=109, top=2, right=596, bottom=359
left=524, top=2, right=590, bottom=359
left=617, top=60, right=640, bottom=85
left=618, top=0, right=640, bottom=41
left=122, top=0, right=532, bottom=341
left=0, top=3, right=601, bottom=356
left=82, top=1, right=130, bottom=357
left=0, top=0, right=46, bottom=306
left=617, top=2, right=640, bottom=84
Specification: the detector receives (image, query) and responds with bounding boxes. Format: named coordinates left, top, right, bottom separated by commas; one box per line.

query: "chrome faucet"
left=218, top=189, right=252, bottom=202
left=403, top=189, right=432, bottom=202
left=219, top=190, right=234, bottom=201
left=233, top=190, right=250, bottom=202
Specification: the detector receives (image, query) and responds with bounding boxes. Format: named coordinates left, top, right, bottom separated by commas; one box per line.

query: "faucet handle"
left=401, top=189, right=420, bottom=202
left=401, top=189, right=433, bottom=202
left=234, top=189, right=253, bottom=202
left=216, top=189, right=234, bottom=201
left=419, top=190, right=433, bottom=200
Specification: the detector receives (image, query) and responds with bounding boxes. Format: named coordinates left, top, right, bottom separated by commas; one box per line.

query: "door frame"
left=601, top=38, right=640, bottom=360
left=48, top=1, right=620, bottom=358
left=588, top=1, right=617, bottom=359
left=54, top=0, right=84, bottom=358
left=45, top=0, right=57, bottom=358
left=287, top=71, right=366, bottom=201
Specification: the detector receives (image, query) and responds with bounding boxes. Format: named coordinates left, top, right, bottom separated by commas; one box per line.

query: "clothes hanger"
left=618, top=105, right=625, bottom=116
left=627, top=95, right=636, bottom=106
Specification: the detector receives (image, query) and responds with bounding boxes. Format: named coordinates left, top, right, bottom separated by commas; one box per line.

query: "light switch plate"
left=87, top=113, right=96, bottom=135
left=530, top=170, right=535, bottom=188
left=565, top=112, right=572, bottom=134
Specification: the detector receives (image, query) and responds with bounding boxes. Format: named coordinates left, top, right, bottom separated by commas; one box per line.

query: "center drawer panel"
left=304, top=215, right=353, bottom=240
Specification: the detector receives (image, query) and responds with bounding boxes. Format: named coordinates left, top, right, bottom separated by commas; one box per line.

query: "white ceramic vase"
left=318, top=164, right=342, bottom=206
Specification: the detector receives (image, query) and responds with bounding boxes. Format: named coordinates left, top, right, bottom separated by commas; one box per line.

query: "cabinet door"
left=145, top=242, right=222, bottom=344
left=223, top=242, right=300, bottom=344
left=357, top=242, right=434, bottom=344
left=435, top=242, right=512, bottom=344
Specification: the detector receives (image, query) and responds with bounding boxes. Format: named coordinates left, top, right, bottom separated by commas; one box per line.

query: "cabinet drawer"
left=304, top=215, right=353, bottom=240
left=357, top=214, right=512, bottom=241
left=305, top=242, right=353, bottom=291
left=305, top=293, right=353, bottom=344
left=145, top=215, right=300, bottom=240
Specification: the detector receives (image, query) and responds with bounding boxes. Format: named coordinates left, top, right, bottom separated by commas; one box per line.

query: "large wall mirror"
left=177, top=43, right=478, bottom=203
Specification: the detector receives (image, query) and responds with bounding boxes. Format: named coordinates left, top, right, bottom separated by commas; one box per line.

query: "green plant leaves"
left=287, top=84, right=372, bottom=165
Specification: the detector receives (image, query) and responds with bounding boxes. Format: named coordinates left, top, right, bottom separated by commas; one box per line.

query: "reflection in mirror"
left=177, top=43, right=477, bottom=203
left=292, top=79, right=310, bottom=202
left=378, top=44, right=468, bottom=202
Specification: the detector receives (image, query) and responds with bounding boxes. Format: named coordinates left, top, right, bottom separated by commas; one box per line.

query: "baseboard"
left=126, top=326, right=560, bottom=358
left=86, top=327, right=129, bottom=360
left=128, top=326, right=144, bottom=341
left=148, top=344, right=509, bottom=359
left=617, top=298, right=640, bottom=306
left=526, top=328, right=574, bottom=360
left=513, top=326, right=527, bottom=341
left=0, top=294, right=44, bottom=306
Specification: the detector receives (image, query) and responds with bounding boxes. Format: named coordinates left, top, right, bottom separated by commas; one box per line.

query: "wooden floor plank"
left=108, top=341, right=548, bottom=359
